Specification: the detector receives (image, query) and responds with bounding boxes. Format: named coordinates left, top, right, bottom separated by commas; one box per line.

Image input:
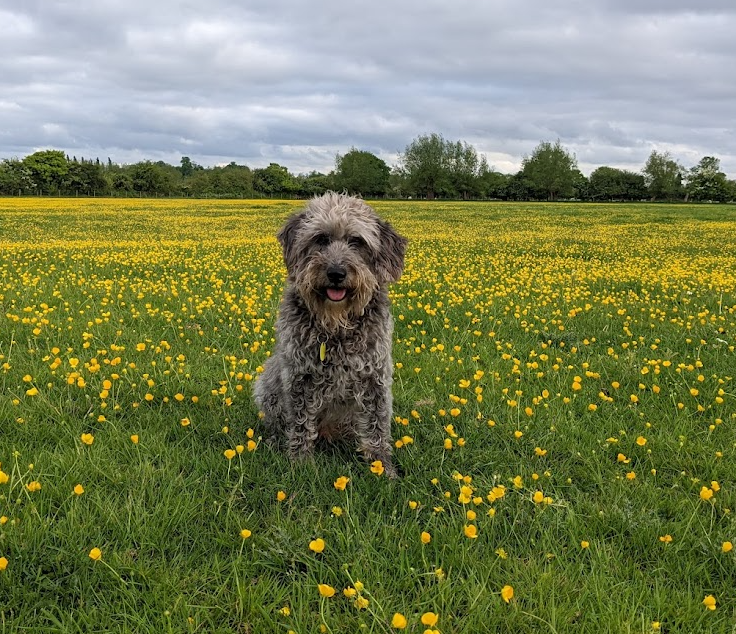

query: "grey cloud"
left=0, top=0, right=734, bottom=176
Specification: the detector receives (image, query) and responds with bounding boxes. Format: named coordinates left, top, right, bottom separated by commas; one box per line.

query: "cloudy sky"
left=1, top=0, right=734, bottom=176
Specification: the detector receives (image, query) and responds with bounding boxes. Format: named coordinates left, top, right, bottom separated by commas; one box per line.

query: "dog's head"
left=277, top=192, right=407, bottom=328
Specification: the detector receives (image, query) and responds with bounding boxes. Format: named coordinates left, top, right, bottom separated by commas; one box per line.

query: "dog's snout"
left=326, top=264, right=347, bottom=284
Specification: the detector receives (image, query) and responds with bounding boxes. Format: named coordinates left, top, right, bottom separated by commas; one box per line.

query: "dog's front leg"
left=356, top=381, right=399, bottom=478
left=285, top=374, right=320, bottom=462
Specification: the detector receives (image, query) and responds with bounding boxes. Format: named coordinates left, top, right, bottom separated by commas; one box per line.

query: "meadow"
left=0, top=198, right=735, bottom=633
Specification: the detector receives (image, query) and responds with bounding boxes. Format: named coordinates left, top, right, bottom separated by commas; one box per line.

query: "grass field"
left=1, top=198, right=735, bottom=633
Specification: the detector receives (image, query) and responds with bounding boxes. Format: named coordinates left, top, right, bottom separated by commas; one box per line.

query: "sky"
left=1, top=0, right=734, bottom=177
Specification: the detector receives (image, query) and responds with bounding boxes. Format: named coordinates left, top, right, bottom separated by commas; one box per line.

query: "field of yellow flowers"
left=1, top=197, right=735, bottom=632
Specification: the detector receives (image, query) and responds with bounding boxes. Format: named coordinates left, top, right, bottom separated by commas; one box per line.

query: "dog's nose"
left=326, top=264, right=347, bottom=284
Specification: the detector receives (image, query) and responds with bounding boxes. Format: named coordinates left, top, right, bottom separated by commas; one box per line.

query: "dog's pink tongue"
left=327, top=288, right=347, bottom=301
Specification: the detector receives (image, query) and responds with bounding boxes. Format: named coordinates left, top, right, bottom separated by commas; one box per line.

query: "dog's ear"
left=277, top=211, right=305, bottom=273
left=374, top=219, right=407, bottom=283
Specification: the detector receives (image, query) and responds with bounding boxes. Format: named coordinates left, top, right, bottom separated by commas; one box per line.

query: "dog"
left=254, top=192, right=407, bottom=477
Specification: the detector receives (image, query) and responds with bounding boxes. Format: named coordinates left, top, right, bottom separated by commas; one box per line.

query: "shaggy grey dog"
left=254, top=192, right=407, bottom=477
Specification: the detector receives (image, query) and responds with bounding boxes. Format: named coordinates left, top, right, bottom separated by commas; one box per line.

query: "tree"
left=589, top=166, right=647, bottom=201
left=21, top=150, right=69, bottom=194
left=400, top=133, right=450, bottom=200
left=253, top=163, right=298, bottom=197
left=505, top=172, right=532, bottom=200
left=111, top=172, right=134, bottom=195
left=295, top=171, right=334, bottom=197
left=0, top=159, right=35, bottom=194
left=571, top=169, right=590, bottom=200
left=476, top=160, right=510, bottom=199
left=519, top=140, right=578, bottom=201
left=180, top=156, right=195, bottom=178
left=65, top=160, right=110, bottom=195
left=129, top=161, right=176, bottom=195
left=685, top=156, right=730, bottom=202
left=334, top=149, right=390, bottom=197
left=642, top=150, right=683, bottom=201
left=195, top=163, right=253, bottom=197
left=446, top=141, right=480, bottom=199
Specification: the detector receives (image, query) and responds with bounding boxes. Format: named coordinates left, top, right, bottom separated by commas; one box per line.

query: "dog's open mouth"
left=325, top=287, right=348, bottom=302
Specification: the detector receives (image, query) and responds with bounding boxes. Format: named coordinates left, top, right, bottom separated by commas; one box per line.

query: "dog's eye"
left=347, top=236, right=366, bottom=248
left=315, top=234, right=331, bottom=247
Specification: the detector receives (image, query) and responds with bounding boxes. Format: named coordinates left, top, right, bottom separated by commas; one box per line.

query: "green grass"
left=1, top=199, right=735, bottom=632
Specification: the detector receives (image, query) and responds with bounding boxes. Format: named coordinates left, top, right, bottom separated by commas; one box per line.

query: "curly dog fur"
left=254, top=192, right=407, bottom=477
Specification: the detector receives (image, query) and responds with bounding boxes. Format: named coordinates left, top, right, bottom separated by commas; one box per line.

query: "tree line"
left=1, top=135, right=734, bottom=202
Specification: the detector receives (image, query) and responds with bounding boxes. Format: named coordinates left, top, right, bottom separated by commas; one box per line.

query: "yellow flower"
left=421, top=531, right=431, bottom=544
left=240, top=529, right=252, bottom=539
left=26, top=481, right=41, bottom=492
left=334, top=476, right=350, bottom=490
left=80, top=433, right=95, bottom=446
left=0, top=556, right=8, bottom=571
left=659, top=534, right=673, bottom=543
left=581, top=541, right=590, bottom=549
left=501, top=585, right=514, bottom=603
left=464, top=524, right=478, bottom=539
left=702, top=594, right=716, bottom=610
left=420, top=612, right=439, bottom=627
left=533, top=491, right=544, bottom=504
left=331, top=506, right=343, bottom=516
left=88, top=547, right=102, bottom=561
left=0, top=470, right=8, bottom=485
left=636, top=436, right=647, bottom=446
left=370, top=460, right=384, bottom=476
left=26, top=387, right=39, bottom=396
left=180, top=417, right=191, bottom=427
left=309, top=538, right=326, bottom=553
left=391, top=612, right=408, bottom=629
left=130, top=435, right=139, bottom=444
left=276, top=490, right=287, bottom=502
left=73, top=484, right=85, bottom=495
left=700, top=486, right=714, bottom=501
left=354, top=596, right=369, bottom=610
left=721, top=541, right=733, bottom=553
left=495, top=547, right=508, bottom=559
left=318, top=584, right=336, bottom=598
left=626, top=471, right=636, bottom=481
left=224, top=449, right=236, bottom=460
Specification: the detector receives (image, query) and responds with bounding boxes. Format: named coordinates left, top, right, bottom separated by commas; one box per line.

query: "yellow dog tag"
left=319, top=341, right=327, bottom=363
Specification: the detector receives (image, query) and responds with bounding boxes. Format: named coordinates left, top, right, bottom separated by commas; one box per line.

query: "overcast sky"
left=1, top=0, right=734, bottom=176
